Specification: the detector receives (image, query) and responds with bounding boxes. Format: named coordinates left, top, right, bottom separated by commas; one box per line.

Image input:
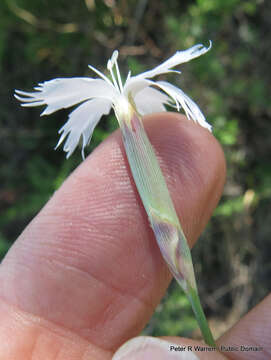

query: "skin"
left=0, top=113, right=269, bottom=359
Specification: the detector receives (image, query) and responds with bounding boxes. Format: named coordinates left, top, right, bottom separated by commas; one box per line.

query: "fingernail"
left=112, top=336, right=199, bottom=360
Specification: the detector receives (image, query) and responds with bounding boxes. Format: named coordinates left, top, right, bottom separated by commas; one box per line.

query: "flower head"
left=15, top=42, right=212, bottom=159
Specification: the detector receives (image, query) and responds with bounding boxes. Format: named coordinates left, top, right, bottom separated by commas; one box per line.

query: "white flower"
left=15, top=42, right=212, bottom=159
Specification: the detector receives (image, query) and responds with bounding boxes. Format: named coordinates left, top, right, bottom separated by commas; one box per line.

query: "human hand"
left=0, top=113, right=268, bottom=359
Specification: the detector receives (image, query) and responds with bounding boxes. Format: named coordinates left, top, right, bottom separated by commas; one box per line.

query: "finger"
left=0, top=113, right=226, bottom=359
left=217, top=294, right=271, bottom=359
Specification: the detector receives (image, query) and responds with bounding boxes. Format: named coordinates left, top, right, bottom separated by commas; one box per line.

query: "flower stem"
left=186, top=283, right=216, bottom=347
left=118, top=107, right=215, bottom=346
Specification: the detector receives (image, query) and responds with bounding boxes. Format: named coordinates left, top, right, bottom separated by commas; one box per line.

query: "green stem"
left=186, top=283, right=216, bottom=347
left=118, top=106, right=215, bottom=346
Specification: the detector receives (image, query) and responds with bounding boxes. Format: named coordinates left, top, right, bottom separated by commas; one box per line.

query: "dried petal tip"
left=192, top=40, right=212, bottom=54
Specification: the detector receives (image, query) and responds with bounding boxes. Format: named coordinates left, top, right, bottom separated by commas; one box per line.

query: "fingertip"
left=0, top=111, right=226, bottom=351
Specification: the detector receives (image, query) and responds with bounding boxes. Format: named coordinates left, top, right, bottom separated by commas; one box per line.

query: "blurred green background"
left=1, top=0, right=270, bottom=340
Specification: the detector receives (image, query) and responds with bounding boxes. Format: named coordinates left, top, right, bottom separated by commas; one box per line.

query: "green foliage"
left=215, top=196, right=244, bottom=217
left=214, top=118, right=239, bottom=146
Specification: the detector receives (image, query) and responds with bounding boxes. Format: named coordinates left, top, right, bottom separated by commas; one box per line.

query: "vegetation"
left=1, top=0, right=270, bottom=339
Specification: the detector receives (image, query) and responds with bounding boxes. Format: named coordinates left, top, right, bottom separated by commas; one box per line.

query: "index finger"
left=0, top=113, right=226, bottom=359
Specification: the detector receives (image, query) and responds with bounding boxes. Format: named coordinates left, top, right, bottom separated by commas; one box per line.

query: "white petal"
left=155, top=81, right=212, bottom=131
left=133, top=86, right=170, bottom=115
left=15, top=77, right=117, bottom=116
left=56, top=98, right=112, bottom=158
left=124, top=78, right=151, bottom=97
left=134, top=42, right=212, bottom=80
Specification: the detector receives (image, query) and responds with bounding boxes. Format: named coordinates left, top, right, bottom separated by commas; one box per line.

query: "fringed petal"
left=15, top=77, right=117, bottom=116
left=155, top=81, right=212, bottom=131
left=55, top=98, right=112, bottom=158
left=134, top=42, right=212, bottom=80
left=133, top=86, right=170, bottom=115
left=123, top=78, right=152, bottom=98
